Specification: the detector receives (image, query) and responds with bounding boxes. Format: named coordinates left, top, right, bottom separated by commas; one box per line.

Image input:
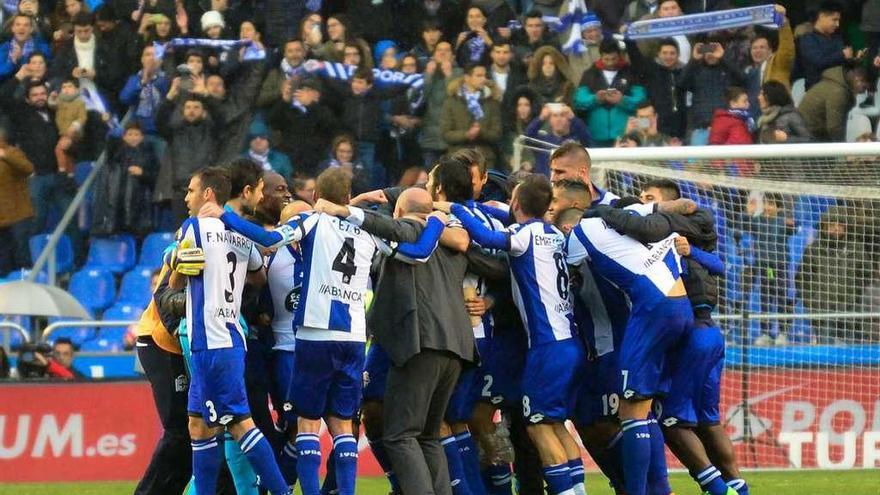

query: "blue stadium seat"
left=69, top=269, right=116, bottom=313
left=85, top=235, right=137, bottom=273
left=28, top=234, right=74, bottom=274
left=103, top=303, right=144, bottom=322
left=74, top=161, right=93, bottom=186
left=5, top=268, right=49, bottom=284
left=117, top=268, right=154, bottom=306
left=80, top=327, right=128, bottom=352
left=138, top=232, right=175, bottom=271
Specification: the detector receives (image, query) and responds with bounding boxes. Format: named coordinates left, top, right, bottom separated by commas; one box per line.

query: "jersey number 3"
left=333, top=238, right=357, bottom=284
left=224, top=252, right=237, bottom=303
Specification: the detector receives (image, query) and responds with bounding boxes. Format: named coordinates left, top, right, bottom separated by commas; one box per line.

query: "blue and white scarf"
left=461, top=87, right=484, bottom=121
left=152, top=38, right=265, bottom=61
left=135, top=71, right=164, bottom=119
left=466, top=35, right=486, bottom=63
left=302, top=59, right=425, bottom=111
left=8, top=38, right=35, bottom=64
left=728, top=108, right=756, bottom=132
left=280, top=58, right=304, bottom=79
left=623, top=4, right=783, bottom=41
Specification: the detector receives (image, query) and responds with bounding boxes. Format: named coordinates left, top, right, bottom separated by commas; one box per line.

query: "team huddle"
left=166, top=141, right=748, bottom=495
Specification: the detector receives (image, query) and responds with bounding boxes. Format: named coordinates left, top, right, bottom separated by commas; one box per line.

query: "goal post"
left=584, top=143, right=880, bottom=470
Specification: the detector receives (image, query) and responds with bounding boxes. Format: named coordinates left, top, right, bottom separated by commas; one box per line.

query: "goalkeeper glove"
left=170, top=239, right=206, bottom=276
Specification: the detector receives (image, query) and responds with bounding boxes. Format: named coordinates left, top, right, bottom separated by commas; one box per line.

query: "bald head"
left=395, top=187, right=433, bottom=219
left=280, top=200, right=312, bottom=224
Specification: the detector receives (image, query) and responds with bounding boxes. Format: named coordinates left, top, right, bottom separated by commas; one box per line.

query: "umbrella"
left=0, top=281, right=91, bottom=319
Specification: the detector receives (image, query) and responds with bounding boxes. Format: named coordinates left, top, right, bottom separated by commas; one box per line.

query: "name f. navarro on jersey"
left=205, top=230, right=255, bottom=250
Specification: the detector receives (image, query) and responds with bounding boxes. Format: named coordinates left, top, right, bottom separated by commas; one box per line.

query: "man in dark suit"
left=315, top=157, right=500, bottom=494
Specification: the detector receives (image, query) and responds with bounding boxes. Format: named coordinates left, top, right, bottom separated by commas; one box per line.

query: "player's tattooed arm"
left=657, top=198, right=697, bottom=215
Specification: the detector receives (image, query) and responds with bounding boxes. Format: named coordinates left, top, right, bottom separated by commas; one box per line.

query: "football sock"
left=295, top=433, right=322, bottom=495
left=542, top=463, right=574, bottom=495
left=621, top=418, right=652, bottom=495
left=333, top=434, right=358, bottom=495
left=456, top=431, right=487, bottom=495
left=604, top=431, right=627, bottom=492
left=727, top=478, right=749, bottom=495
left=225, top=432, right=258, bottom=495
left=647, top=418, right=671, bottom=495
left=279, top=441, right=298, bottom=487
left=483, top=463, right=513, bottom=495
left=568, top=458, right=586, bottom=495
left=369, top=438, right=401, bottom=493
left=692, top=465, right=730, bottom=495
left=442, top=435, right=473, bottom=495
left=238, top=427, right=290, bottom=495
left=191, top=437, right=222, bottom=495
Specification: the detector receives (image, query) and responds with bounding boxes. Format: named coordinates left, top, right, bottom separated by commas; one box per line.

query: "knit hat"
left=373, top=39, right=399, bottom=67
left=581, top=13, right=601, bottom=31
left=200, top=10, right=225, bottom=32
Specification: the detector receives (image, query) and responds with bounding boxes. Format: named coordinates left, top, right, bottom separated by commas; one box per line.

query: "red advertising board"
left=2, top=370, right=878, bottom=483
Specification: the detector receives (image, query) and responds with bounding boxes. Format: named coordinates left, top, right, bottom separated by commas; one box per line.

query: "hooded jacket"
left=573, top=59, right=646, bottom=142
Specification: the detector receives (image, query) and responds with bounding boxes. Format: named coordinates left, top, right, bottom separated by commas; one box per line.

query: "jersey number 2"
left=333, top=238, right=357, bottom=284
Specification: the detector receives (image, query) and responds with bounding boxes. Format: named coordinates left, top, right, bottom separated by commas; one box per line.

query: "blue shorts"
left=272, top=349, right=297, bottom=428
left=446, top=338, right=494, bottom=422
left=362, top=341, right=391, bottom=402
left=619, top=297, right=693, bottom=400
left=521, top=339, right=586, bottom=424
left=188, top=347, right=251, bottom=426
left=482, top=328, right=527, bottom=407
left=292, top=339, right=365, bottom=420
left=574, top=350, right=620, bottom=426
left=659, top=320, right=725, bottom=427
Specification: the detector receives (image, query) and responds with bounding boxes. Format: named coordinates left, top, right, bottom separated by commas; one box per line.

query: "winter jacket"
left=524, top=116, right=592, bottom=175
left=573, top=61, right=646, bottom=143
left=267, top=99, right=338, bottom=174
left=3, top=101, right=59, bottom=175
left=527, top=46, right=575, bottom=105
left=626, top=40, right=686, bottom=138
left=798, top=66, right=852, bottom=143
left=797, top=31, right=846, bottom=90
left=0, top=145, right=34, bottom=227
left=119, top=72, right=170, bottom=135
left=322, top=77, right=410, bottom=144
left=49, top=37, right=131, bottom=111
left=0, top=38, right=51, bottom=81
left=91, top=141, right=158, bottom=236
left=419, top=66, right=463, bottom=152
left=209, top=60, right=266, bottom=164
left=679, top=58, right=746, bottom=129
left=757, top=104, right=811, bottom=143
left=154, top=99, right=221, bottom=201
left=708, top=108, right=754, bottom=145
left=440, top=77, right=503, bottom=169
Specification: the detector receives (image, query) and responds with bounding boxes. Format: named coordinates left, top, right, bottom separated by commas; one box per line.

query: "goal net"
left=587, top=143, right=880, bottom=470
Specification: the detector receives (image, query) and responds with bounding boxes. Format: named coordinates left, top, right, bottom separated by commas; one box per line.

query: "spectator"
left=91, top=122, right=158, bottom=236
left=39, top=338, right=82, bottom=379
left=119, top=44, right=170, bottom=138
left=745, top=192, right=795, bottom=346
left=0, top=127, right=34, bottom=276
left=622, top=0, right=656, bottom=24
left=744, top=5, right=794, bottom=117
left=0, top=14, right=51, bottom=81
left=797, top=0, right=857, bottom=91
left=291, top=174, right=316, bottom=205
left=49, top=12, right=129, bottom=112
left=756, top=80, right=811, bottom=144
left=93, top=5, right=139, bottom=78
left=319, top=134, right=369, bottom=195
left=315, top=14, right=370, bottom=65
left=0, top=51, right=49, bottom=101
left=48, top=77, right=88, bottom=174
left=17, top=0, right=53, bottom=42
left=527, top=45, right=574, bottom=105
left=455, top=6, right=494, bottom=68
left=341, top=40, right=374, bottom=70
left=679, top=38, right=745, bottom=145
left=440, top=63, right=503, bottom=169
left=397, top=0, right=464, bottom=49
left=798, top=66, right=853, bottom=142
left=623, top=101, right=677, bottom=146
left=267, top=76, right=337, bottom=175
left=573, top=39, right=646, bottom=147
left=385, top=54, right=426, bottom=181
left=616, top=130, right=644, bottom=147
left=796, top=206, right=874, bottom=343
left=512, top=10, right=559, bottom=66
left=257, top=38, right=306, bottom=109
left=299, top=12, right=323, bottom=54
left=626, top=37, right=687, bottom=139
left=50, top=0, right=87, bottom=48
left=566, top=12, right=602, bottom=81
left=863, top=0, right=880, bottom=83
left=501, top=86, right=540, bottom=172
left=156, top=93, right=221, bottom=224
left=488, top=40, right=527, bottom=108
left=468, top=0, right=516, bottom=35
left=524, top=103, right=591, bottom=175
left=709, top=86, right=755, bottom=146
left=419, top=41, right=461, bottom=167
left=374, top=39, right=401, bottom=70
left=244, top=120, right=293, bottom=182
left=635, top=0, right=691, bottom=65
left=410, top=20, right=445, bottom=71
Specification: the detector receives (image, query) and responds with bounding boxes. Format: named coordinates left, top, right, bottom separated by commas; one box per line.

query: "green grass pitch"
left=2, top=470, right=879, bottom=495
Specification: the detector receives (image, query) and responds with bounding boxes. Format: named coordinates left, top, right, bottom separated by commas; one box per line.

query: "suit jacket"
left=362, top=211, right=507, bottom=367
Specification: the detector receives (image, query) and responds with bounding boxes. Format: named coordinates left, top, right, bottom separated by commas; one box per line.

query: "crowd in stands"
left=0, top=0, right=880, bottom=352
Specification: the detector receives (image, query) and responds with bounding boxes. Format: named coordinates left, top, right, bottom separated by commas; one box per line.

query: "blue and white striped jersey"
left=566, top=218, right=684, bottom=314
left=266, top=244, right=302, bottom=351
left=458, top=201, right=505, bottom=340
left=451, top=204, right=576, bottom=348
left=180, top=217, right=263, bottom=351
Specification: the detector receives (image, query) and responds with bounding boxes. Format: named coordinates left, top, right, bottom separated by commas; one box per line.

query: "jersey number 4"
left=332, top=238, right=357, bottom=284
